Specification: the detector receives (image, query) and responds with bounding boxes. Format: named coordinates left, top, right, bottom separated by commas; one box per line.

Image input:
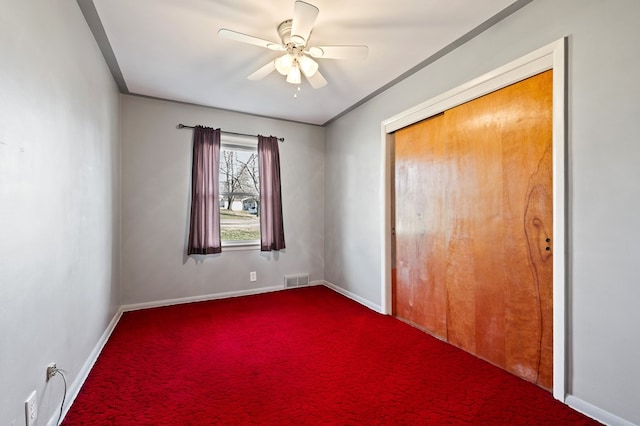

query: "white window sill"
left=222, top=241, right=260, bottom=251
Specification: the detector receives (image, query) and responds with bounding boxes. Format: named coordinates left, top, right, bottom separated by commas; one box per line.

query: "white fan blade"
left=247, top=61, right=276, bottom=80
left=290, top=1, right=319, bottom=46
left=218, top=29, right=284, bottom=50
left=305, top=69, right=327, bottom=89
left=309, top=45, right=369, bottom=60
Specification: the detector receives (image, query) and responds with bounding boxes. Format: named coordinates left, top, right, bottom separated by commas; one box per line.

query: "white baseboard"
left=565, top=395, right=636, bottom=426
left=49, top=307, right=123, bottom=426
left=121, top=285, right=285, bottom=312
left=322, top=280, right=383, bottom=313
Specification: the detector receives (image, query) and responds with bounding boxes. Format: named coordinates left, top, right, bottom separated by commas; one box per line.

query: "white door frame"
left=379, top=38, right=567, bottom=401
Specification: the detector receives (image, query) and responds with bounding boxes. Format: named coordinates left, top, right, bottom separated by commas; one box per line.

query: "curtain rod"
left=177, top=124, right=284, bottom=142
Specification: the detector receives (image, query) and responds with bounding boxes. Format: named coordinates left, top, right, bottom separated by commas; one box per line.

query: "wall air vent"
left=284, top=273, right=310, bottom=288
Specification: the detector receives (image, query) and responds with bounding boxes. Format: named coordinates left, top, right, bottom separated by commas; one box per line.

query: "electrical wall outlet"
left=25, top=390, right=37, bottom=426
left=46, top=363, right=57, bottom=381
left=250, top=271, right=257, bottom=282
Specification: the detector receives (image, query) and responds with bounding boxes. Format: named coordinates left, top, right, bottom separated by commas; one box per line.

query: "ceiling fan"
left=218, top=0, right=368, bottom=89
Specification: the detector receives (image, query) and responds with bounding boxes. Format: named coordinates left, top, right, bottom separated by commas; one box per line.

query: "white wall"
left=325, top=0, right=640, bottom=423
left=120, top=95, right=325, bottom=305
left=0, top=1, right=120, bottom=424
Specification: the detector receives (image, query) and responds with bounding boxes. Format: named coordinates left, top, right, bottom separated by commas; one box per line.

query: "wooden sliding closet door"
left=393, top=70, right=553, bottom=389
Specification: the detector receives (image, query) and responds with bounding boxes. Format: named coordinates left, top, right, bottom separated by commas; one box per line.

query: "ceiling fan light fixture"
left=275, top=54, right=294, bottom=75
left=298, top=55, right=318, bottom=77
left=219, top=1, right=370, bottom=90
left=286, top=64, right=301, bottom=84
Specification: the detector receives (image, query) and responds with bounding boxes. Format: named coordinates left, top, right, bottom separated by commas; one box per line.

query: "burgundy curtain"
left=187, top=126, right=221, bottom=255
left=258, top=135, right=285, bottom=251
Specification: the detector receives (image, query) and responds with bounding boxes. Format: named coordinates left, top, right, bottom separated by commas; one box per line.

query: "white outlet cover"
left=250, top=271, right=257, bottom=282
left=25, top=390, right=37, bottom=426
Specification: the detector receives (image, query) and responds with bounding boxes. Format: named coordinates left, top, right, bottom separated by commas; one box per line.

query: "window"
left=219, top=136, right=260, bottom=247
left=188, top=128, right=283, bottom=255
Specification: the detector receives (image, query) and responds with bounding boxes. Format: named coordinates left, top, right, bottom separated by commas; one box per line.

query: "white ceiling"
left=85, top=0, right=523, bottom=125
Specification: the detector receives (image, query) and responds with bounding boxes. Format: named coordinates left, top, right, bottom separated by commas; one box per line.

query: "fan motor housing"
left=277, top=20, right=293, bottom=44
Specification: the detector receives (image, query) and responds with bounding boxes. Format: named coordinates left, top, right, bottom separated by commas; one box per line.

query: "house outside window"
left=219, top=135, right=260, bottom=247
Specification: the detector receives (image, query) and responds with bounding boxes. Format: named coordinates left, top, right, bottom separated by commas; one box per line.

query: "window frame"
left=219, top=134, right=260, bottom=250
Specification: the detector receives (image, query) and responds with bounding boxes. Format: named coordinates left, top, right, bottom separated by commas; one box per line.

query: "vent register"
left=284, top=274, right=310, bottom=288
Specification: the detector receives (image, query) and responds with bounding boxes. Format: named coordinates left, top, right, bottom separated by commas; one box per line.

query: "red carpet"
left=63, top=286, right=599, bottom=425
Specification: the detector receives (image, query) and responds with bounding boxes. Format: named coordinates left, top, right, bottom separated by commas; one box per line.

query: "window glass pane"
left=219, top=144, right=260, bottom=243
